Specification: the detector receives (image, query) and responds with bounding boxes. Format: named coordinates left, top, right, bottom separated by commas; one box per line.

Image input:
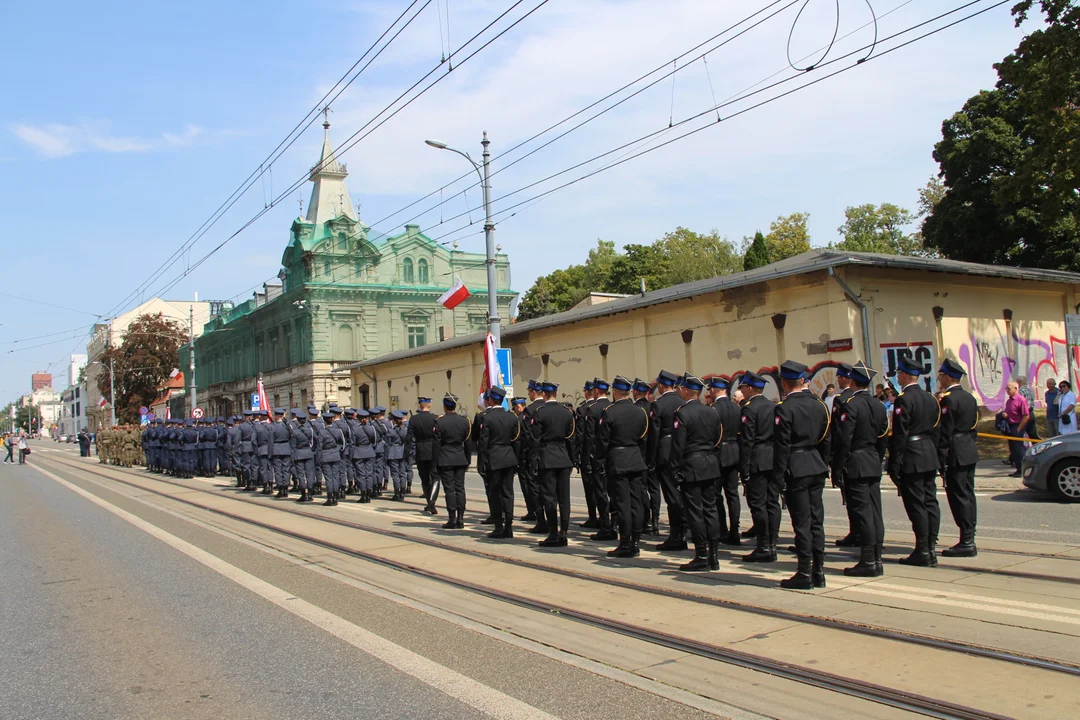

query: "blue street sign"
left=251, top=393, right=261, bottom=409
left=496, top=348, right=512, bottom=388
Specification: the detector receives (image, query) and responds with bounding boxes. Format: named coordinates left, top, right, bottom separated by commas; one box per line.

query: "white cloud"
left=9, top=121, right=206, bottom=158
left=162, top=124, right=204, bottom=147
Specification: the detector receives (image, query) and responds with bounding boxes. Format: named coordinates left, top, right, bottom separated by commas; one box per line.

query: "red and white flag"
left=98, top=396, right=107, bottom=409
left=477, top=332, right=499, bottom=409
left=257, top=379, right=273, bottom=420
left=438, top=276, right=471, bottom=310
left=169, top=368, right=181, bottom=379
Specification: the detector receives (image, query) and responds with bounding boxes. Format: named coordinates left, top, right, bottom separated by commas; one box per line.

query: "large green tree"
left=97, top=313, right=185, bottom=424
left=834, top=202, right=923, bottom=255
left=743, top=231, right=771, bottom=270
left=922, top=0, right=1080, bottom=268
left=606, top=243, right=669, bottom=294
left=658, top=227, right=741, bottom=285
left=516, top=264, right=591, bottom=321
left=764, top=212, right=812, bottom=261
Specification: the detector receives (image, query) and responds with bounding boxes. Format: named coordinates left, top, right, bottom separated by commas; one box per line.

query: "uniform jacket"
left=585, top=397, right=611, bottom=468
left=478, top=406, right=520, bottom=472
left=354, top=422, right=377, bottom=459
left=320, top=422, right=343, bottom=463
left=829, top=387, right=856, bottom=478
left=528, top=400, right=576, bottom=470
left=271, top=421, right=292, bottom=456
left=650, top=391, right=684, bottom=468
left=471, top=410, right=488, bottom=469
left=407, top=411, right=438, bottom=462
left=738, top=394, right=776, bottom=477
left=182, top=427, right=199, bottom=449
left=832, top=389, right=889, bottom=479
left=710, top=396, right=742, bottom=469
left=596, top=397, right=649, bottom=474
left=253, top=422, right=271, bottom=456
left=433, top=412, right=471, bottom=468
left=888, top=383, right=941, bottom=476
left=773, top=389, right=831, bottom=481
left=290, top=422, right=316, bottom=461
left=237, top=421, right=254, bottom=453
left=634, top=397, right=657, bottom=467
left=386, top=424, right=412, bottom=461
left=526, top=397, right=547, bottom=464
left=672, top=398, right=721, bottom=482
left=937, top=384, right=979, bottom=469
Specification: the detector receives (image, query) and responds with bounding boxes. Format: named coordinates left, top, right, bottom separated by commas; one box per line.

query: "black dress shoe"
left=521, top=513, right=536, bottom=522
left=480, top=516, right=496, bottom=525
left=590, top=529, right=618, bottom=542
left=780, top=571, right=814, bottom=589
left=834, top=533, right=860, bottom=547
left=442, top=520, right=457, bottom=529
left=538, top=536, right=562, bottom=547
left=528, top=524, right=550, bottom=535
left=679, top=556, right=712, bottom=571
left=581, top=518, right=599, bottom=529
left=742, top=546, right=777, bottom=563
left=655, top=537, right=688, bottom=552
left=487, top=527, right=505, bottom=539
left=898, top=549, right=935, bottom=566
left=608, top=544, right=637, bottom=558
left=424, top=504, right=438, bottom=515
left=941, top=540, right=978, bottom=558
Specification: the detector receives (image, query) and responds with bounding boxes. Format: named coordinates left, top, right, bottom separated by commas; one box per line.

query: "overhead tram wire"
left=100, top=0, right=432, bottom=322
left=143, top=0, right=553, bottom=303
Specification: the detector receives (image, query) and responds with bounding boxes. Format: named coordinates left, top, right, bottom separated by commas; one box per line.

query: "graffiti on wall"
left=957, top=326, right=1080, bottom=411
left=879, top=341, right=936, bottom=393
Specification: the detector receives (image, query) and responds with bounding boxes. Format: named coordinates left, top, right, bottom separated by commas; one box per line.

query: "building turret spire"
left=306, top=108, right=357, bottom=226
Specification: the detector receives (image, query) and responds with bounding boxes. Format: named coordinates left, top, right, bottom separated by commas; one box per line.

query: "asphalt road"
left=0, top=455, right=740, bottom=720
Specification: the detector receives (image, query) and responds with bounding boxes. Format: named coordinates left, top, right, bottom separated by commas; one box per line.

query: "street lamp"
left=425, top=133, right=500, bottom=348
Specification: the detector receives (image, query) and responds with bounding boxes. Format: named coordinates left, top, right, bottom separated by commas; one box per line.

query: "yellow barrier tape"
left=977, top=432, right=1032, bottom=442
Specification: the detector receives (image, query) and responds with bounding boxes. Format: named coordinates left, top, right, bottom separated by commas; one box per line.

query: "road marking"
left=866, top=582, right=1080, bottom=616
left=844, top=586, right=1080, bottom=625
left=36, top=464, right=560, bottom=720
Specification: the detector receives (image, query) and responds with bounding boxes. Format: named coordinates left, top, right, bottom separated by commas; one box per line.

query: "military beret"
left=738, top=371, right=767, bottom=389
left=849, top=361, right=877, bottom=385
left=897, top=355, right=922, bottom=376
left=682, top=373, right=704, bottom=392
left=611, top=375, right=633, bottom=392
left=487, top=386, right=507, bottom=402
left=657, top=370, right=679, bottom=387
left=939, top=358, right=966, bottom=380
left=779, top=360, right=809, bottom=381
left=541, top=381, right=558, bottom=393
left=632, top=378, right=651, bottom=393
left=707, top=376, right=730, bottom=390
left=836, top=363, right=852, bottom=380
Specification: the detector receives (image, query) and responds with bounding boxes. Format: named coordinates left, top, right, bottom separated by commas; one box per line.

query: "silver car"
left=1022, top=433, right=1080, bottom=502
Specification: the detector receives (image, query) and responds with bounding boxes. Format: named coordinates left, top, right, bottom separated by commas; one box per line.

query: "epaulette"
left=942, top=391, right=952, bottom=397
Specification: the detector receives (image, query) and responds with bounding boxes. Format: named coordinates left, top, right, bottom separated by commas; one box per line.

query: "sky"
left=0, top=0, right=1034, bottom=403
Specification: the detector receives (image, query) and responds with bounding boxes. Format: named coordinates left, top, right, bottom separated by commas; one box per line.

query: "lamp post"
left=424, top=133, right=500, bottom=348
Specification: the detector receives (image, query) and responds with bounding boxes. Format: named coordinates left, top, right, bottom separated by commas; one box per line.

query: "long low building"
left=342, top=249, right=1080, bottom=412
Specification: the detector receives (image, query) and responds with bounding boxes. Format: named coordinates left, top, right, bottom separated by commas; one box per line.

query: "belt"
left=908, top=434, right=928, bottom=442
left=660, top=432, right=672, bottom=438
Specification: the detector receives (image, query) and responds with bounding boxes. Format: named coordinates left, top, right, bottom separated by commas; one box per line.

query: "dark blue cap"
left=707, top=376, right=730, bottom=390
left=418, top=397, right=431, bottom=404
left=779, top=360, right=809, bottom=381
left=487, top=386, right=507, bottom=402
left=850, top=361, right=876, bottom=385
left=897, top=355, right=923, bottom=376
left=593, top=378, right=610, bottom=392
left=242, top=410, right=253, bottom=416
left=541, top=381, right=558, bottom=393
left=373, top=406, right=386, bottom=414
left=939, top=358, right=966, bottom=380
left=612, top=375, right=633, bottom=392
left=738, top=371, right=767, bottom=389
left=836, top=363, right=852, bottom=380
left=632, top=378, right=651, bottom=393
left=391, top=409, right=408, bottom=419
left=290, top=408, right=303, bottom=416
left=321, top=412, right=333, bottom=421
left=584, top=380, right=595, bottom=391
left=344, top=407, right=356, bottom=415
left=272, top=407, right=286, bottom=415
left=185, top=419, right=194, bottom=426
left=527, top=379, right=540, bottom=392
left=443, top=393, right=458, bottom=409
left=657, top=370, right=678, bottom=387
left=331, top=407, right=342, bottom=415
left=682, top=374, right=704, bottom=392
left=356, top=409, right=369, bottom=417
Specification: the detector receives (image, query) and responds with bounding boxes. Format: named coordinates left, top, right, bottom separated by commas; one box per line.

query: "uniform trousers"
left=592, top=460, right=612, bottom=528
left=293, top=458, right=315, bottom=490
left=715, top=464, right=741, bottom=535
left=183, top=447, right=198, bottom=476
left=540, top=467, right=572, bottom=536
left=389, top=458, right=409, bottom=494
left=416, top=460, right=435, bottom=501
left=611, top=469, right=646, bottom=539
left=899, top=471, right=941, bottom=547
left=217, top=447, right=227, bottom=474
left=272, top=456, right=291, bottom=488
left=746, top=471, right=783, bottom=546
left=658, top=464, right=685, bottom=535
left=258, top=454, right=270, bottom=486
left=441, top=465, right=467, bottom=515
left=845, top=476, right=885, bottom=547
left=323, top=460, right=342, bottom=495
left=518, top=459, right=538, bottom=516
left=944, top=465, right=977, bottom=535
left=344, top=456, right=356, bottom=489
left=488, top=467, right=516, bottom=527
left=784, top=473, right=827, bottom=559
left=580, top=465, right=598, bottom=520
left=240, top=452, right=255, bottom=483
left=646, top=468, right=662, bottom=522
left=355, top=457, right=375, bottom=493
left=201, top=448, right=216, bottom=475
left=682, top=478, right=721, bottom=547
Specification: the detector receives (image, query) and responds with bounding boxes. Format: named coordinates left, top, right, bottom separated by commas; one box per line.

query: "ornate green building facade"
left=191, top=120, right=516, bottom=415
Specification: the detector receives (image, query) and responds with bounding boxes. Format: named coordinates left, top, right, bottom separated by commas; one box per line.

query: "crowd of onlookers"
left=2, top=432, right=31, bottom=465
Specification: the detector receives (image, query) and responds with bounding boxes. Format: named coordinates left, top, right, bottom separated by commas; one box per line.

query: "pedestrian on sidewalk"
left=17, top=434, right=29, bottom=465
left=1057, top=381, right=1077, bottom=436
left=1045, top=378, right=1060, bottom=438
left=1000, top=382, right=1030, bottom=477
left=3, top=433, right=14, bottom=464
left=1017, top=376, right=1039, bottom=442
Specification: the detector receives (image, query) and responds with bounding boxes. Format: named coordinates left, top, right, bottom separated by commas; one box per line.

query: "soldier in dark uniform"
left=832, top=361, right=889, bottom=577
left=317, top=411, right=343, bottom=506
left=225, top=416, right=239, bottom=481
left=596, top=375, right=650, bottom=558
left=237, top=411, right=255, bottom=489
left=216, top=417, right=228, bottom=476
left=308, top=406, right=325, bottom=496
left=632, top=379, right=661, bottom=535
left=524, top=380, right=550, bottom=535
left=338, top=409, right=355, bottom=494
left=182, top=419, right=199, bottom=479
left=386, top=410, right=412, bottom=501
left=271, top=409, right=292, bottom=498
left=586, top=378, right=615, bottom=542
left=574, top=381, right=597, bottom=528
left=652, top=370, right=688, bottom=551
left=290, top=409, right=316, bottom=502
left=354, top=409, right=378, bottom=504
left=888, top=355, right=943, bottom=567
left=434, top=393, right=471, bottom=529
left=254, top=410, right=272, bottom=494
left=672, top=374, right=723, bottom=571
left=774, top=360, right=832, bottom=589
left=472, top=402, right=494, bottom=524
left=936, top=358, right=980, bottom=557
left=530, top=381, right=576, bottom=548
left=705, top=376, right=742, bottom=546
left=830, top=363, right=861, bottom=548
left=738, top=372, right=779, bottom=562
left=478, top=386, right=521, bottom=539
left=407, top=398, right=439, bottom=513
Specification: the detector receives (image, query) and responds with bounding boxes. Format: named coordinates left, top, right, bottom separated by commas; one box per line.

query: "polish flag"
left=438, top=276, right=471, bottom=310
left=169, top=368, right=182, bottom=379
left=98, top=396, right=107, bottom=408
left=257, top=379, right=273, bottom=421
left=477, top=332, right=499, bottom=409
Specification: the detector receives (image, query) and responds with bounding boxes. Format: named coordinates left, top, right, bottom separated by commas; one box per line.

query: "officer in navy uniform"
left=141, top=423, right=155, bottom=472
left=216, top=417, right=228, bottom=476
left=271, top=409, right=292, bottom=498
left=632, top=379, right=661, bottom=535
left=652, top=370, right=688, bottom=551
left=407, top=399, right=438, bottom=512
left=585, top=378, right=615, bottom=542
left=308, top=406, right=325, bottom=495
left=290, top=409, right=317, bottom=502
left=472, top=402, right=494, bottom=524
left=738, top=371, right=779, bottom=562
left=387, top=410, right=412, bottom=502
left=434, top=393, right=471, bottom=529
left=254, top=410, right=272, bottom=493
left=318, top=411, right=344, bottom=506
left=832, top=361, right=889, bottom=577
left=774, top=360, right=832, bottom=590
left=672, top=374, right=723, bottom=571
left=936, top=358, right=980, bottom=558
left=478, top=385, right=521, bottom=539
left=524, top=380, right=551, bottom=534
left=596, top=375, right=650, bottom=558
left=354, top=410, right=378, bottom=504
left=888, top=355, right=942, bottom=567
left=829, top=363, right=860, bottom=548
left=338, top=408, right=355, bottom=494
left=530, top=381, right=576, bottom=548
left=182, top=419, right=199, bottom=479
left=225, top=416, right=239, bottom=482
left=574, top=380, right=597, bottom=528
left=705, top=376, right=742, bottom=546
left=238, top=411, right=255, bottom=489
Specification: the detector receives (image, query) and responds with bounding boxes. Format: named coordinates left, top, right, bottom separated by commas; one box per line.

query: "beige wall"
left=353, top=267, right=1080, bottom=413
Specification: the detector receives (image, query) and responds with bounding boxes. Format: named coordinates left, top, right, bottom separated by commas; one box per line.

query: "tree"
left=516, top=265, right=590, bottom=321
left=657, top=227, right=741, bottom=285
left=743, top=231, right=771, bottom=270
left=605, top=243, right=669, bottom=294
left=14, top=402, right=37, bottom=433
left=765, top=212, right=812, bottom=261
left=583, top=240, right=618, bottom=291
left=97, top=313, right=184, bottom=424
left=922, top=1, right=1080, bottom=269
left=834, top=203, right=923, bottom=255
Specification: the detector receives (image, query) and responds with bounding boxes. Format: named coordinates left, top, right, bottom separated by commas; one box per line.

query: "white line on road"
left=866, top=582, right=1080, bottom=616
left=844, top=586, right=1080, bottom=625
left=36, top=464, right=560, bottom=720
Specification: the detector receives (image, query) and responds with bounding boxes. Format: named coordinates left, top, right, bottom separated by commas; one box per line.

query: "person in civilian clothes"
left=774, top=360, right=832, bottom=590
left=387, top=410, right=412, bottom=501
left=705, top=376, right=742, bottom=546
left=888, top=355, right=943, bottom=567
left=408, top=399, right=439, bottom=513
left=632, top=378, right=662, bottom=536
left=434, top=393, right=471, bottom=529
left=936, top=358, right=981, bottom=558
left=354, top=410, right=378, bottom=503
left=574, top=381, right=597, bottom=528
left=596, top=375, right=650, bottom=558
left=586, top=378, right=615, bottom=542
left=829, top=363, right=860, bottom=548
left=271, top=410, right=293, bottom=498
left=672, top=374, right=723, bottom=571
left=738, top=372, right=778, bottom=563
left=478, top=386, right=521, bottom=539
left=831, top=361, right=889, bottom=577
left=524, top=381, right=550, bottom=535
left=530, top=381, right=576, bottom=548
left=652, top=370, right=688, bottom=551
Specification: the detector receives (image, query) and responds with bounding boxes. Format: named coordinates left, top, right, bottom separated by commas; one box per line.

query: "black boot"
left=708, top=540, right=719, bottom=570
left=834, top=532, right=860, bottom=548
left=608, top=536, right=637, bottom=558
left=631, top=532, right=641, bottom=557
left=521, top=512, right=537, bottom=522
left=648, top=510, right=660, bottom=536
left=898, top=539, right=934, bottom=566
left=740, top=525, right=757, bottom=538
left=812, top=551, right=826, bottom=588
left=780, top=556, right=814, bottom=589
left=455, top=509, right=465, bottom=529
left=844, top=546, right=881, bottom=577
left=590, top=522, right=618, bottom=542
left=500, top=523, right=514, bottom=539
left=742, top=537, right=776, bottom=563
left=487, top=523, right=504, bottom=539
left=297, top=490, right=309, bottom=503
left=680, top=543, right=711, bottom=571
left=528, top=520, right=550, bottom=535
left=581, top=517, right=599, bottom=529
left=323, top=493, right=335, bottom=506
left=942, top=530, right=977, bottom=558
left=928, top=535, right=939, bottom=567
left=480, top=515, right=496, bottom=525
left=442, top=512, right=457, bottom=529
left=723, top=529, right=742, bottom=546
left=656, top=528, right=688, bottom=552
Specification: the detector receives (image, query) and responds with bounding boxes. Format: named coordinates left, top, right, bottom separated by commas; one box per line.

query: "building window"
left=417, top=258, right=429, bottom=284
left=355, top=259, right=363, bottom=280
left=408, top=325, right=426, bottom=348
left=323, top=259, right=332, bottom=280
left=337, top=233, right=348, bottom=253
left=402, top=258, right=414, bottom=284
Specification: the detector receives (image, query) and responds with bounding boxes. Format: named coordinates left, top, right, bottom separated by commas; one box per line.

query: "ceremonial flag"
left=477, top=332, right=499, bottom=409
left=98, top=396, right=107, bottom=408
left=438, top=276, right=471, bottom=310
left=169, top=368, right=181, bottom=379
left=257, top=379, right=273, bottom=420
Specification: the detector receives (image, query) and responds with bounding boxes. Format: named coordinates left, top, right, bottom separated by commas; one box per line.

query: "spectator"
left=1017, top=376, right=1039, bottom=441
left=1000, top=382, right=1029, bottom=476
left=883, top=386, right=896, bottom=414
left=875, top=384, right=886, bottom=401
left=3, top=433, right=13, bottom=464
left=17, top=433, right=29, bottom=465
left=1045, top=378, right=1060, bottom=437
left=822, top=383, right=837, bottom=411
left=1057, top=381, right=1077, bottom=435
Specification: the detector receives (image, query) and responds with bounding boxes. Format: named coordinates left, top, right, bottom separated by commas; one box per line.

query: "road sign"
left=1067, top=315, right=1080, bottom=346
left=139, top=406, right=148, bottom=415
left=251, top=393, right=261, bottom=410
left=147, top=412, right=155, bottom=421
left=192, top=407, right=204, bottom=419
left=496, top=348, right=512, bottom=387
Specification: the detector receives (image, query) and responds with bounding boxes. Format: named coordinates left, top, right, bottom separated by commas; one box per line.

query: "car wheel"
left=1049, top=460, right=1080, bottom=503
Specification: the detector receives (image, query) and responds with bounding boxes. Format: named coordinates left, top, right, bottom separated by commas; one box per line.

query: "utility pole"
left=109, top=356, right=116, bottom=427
left=189, top=304, right=196, bottom=417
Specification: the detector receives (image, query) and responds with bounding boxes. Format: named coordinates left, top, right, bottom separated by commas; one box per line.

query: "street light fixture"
left=424, top=132, right=500, bottom=348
